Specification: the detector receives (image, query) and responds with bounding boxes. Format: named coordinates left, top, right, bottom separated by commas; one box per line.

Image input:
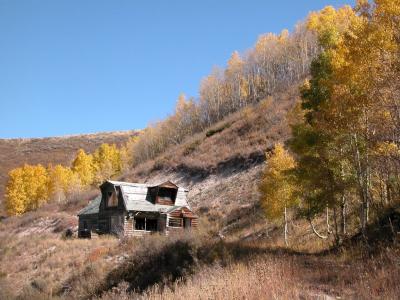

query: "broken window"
left=168, top=217, right=182, bottom=227
left=134, top=217, right=158, bottom=231
left=146, top=219, right=158, bottom=231
left=135, top=218, right=146, bottom=230
left=159, top=188, right=176, bottom=200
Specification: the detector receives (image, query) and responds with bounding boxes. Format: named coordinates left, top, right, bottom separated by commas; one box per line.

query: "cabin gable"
left=99, top=181, right=126, bottom=212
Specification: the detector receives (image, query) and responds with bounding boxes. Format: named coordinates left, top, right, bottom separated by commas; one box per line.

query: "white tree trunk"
left=309, top=218, right=328, bottom=239
left=284, top=206, right=288, bottom=246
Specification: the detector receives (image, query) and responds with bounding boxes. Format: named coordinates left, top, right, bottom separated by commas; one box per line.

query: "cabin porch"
left=123, top=208, right=197, bottom=237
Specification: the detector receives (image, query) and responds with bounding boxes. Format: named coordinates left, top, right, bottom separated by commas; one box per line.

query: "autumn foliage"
left=5, top=139, right=137, bottom=215
left=131, top=20, right=319, bottom=165
left=259, top=0, right=400, bottom=245
left=5, top=164, right=49, bottom=215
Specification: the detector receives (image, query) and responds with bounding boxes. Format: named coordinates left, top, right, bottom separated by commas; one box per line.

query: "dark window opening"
left=147, top=219, right=158, bottom=231
left=135, top=218, right=146, bottom=230
left=149, top=187, right=158, bottom=203
left=83, top=220, right=88, bottom=230
left=157, top=188, right=177, bottom=202
left=134, top=217, right=158, bottom=231
left=168, top=217, right=182, bottom=227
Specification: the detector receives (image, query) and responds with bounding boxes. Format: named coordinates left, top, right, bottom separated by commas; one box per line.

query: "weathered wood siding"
left=190, top=218, right=199, bottom=227
left=97, top=182, right=127, bottom=235
left=78, top=214, right=98, bottom=238
left=165, top=207, right=198, bottom=233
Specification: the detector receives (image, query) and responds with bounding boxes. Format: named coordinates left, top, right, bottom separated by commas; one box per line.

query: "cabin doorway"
left=183, top=218, right=191, bottom=229
left=110, top=215, right=123, bottom=235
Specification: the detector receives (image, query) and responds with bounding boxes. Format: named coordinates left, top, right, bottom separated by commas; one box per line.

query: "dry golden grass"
left=98, top=242, right=400, bottom=300
left=140, top=257, right=303, bottom=300
left=1, top=215, right=399, bottom=300
left=0, top=231, right=118, bottom=299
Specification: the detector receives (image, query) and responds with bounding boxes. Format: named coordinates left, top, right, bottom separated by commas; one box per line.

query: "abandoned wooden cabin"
left=77, top=180, right=198, bottom=238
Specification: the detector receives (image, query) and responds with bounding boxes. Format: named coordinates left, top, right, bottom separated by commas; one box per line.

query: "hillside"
left=0, top=88, right=399, bottom=299
left=0, top=88, right=301, bottom=297
left=0, top=130, right=138, bottom=211
left=1, top=2, right=400, bottom=299
left=120, top=87, right=296, bottom=224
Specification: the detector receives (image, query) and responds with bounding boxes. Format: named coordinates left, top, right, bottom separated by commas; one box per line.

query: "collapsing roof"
left=78, top=180, right=190, bottom=216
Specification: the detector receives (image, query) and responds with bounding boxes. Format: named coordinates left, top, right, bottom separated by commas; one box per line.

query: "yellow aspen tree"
left=5, top=167, right=29, bottom=215
left=307, top=5, right=357, bottom=45
left=24, top=164, right=50, bottom=210
left=93, top=143, right=122, bottom=184
left=120, top=136, right=138, bottom=172
left=225, top=51, right=245, bottom=110
left=72, top=149, right=94, bottom=187
left=278, top=29, right=289, bottom=43
left=6, top=164, right=50, bottom=215
left=199, top=70, right=224, bottom=125
left=47, top=164, right=76, bottom=202
left=259, top=143, right=297, bottom=246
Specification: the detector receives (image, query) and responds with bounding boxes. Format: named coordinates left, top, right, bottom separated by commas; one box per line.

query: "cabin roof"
left=79, top=180, right=191, bottom=216
left=78, top=195, right=101, bottom=216
left=149, top=180, right=179, bottom=189
left=107, top=180, right=188, bottom=191
left=119, top=182, right=190, bottom=211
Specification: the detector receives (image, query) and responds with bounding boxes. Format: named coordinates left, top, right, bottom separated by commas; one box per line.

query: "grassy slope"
left=0, top=88, right=296, bottom=298
left=0, top=130, right=138, bottom=212
left=0, top=87, right=399, bottom=299
left=121, top=88, right=297, bottom=219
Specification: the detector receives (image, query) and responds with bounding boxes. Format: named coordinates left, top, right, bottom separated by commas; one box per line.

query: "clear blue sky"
left=0, top=0, right=354, bottom=138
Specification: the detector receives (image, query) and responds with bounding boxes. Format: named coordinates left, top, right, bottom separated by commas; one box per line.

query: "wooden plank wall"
left=167, top=208, right=198, bottom=228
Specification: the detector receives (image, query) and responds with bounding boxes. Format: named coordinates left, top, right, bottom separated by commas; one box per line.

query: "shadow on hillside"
left=84, top=208, right=400, bottom=298
left=97, top=236, right=312, bottom=296
left=173, top=150, right=266, bottom=184
left=335, top=207, right=400, bottom=255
